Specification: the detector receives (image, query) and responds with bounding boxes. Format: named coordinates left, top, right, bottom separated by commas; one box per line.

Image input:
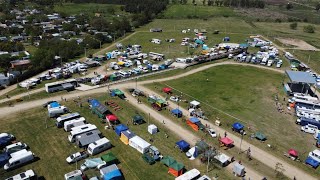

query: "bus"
left=68, top=124, right=98, bottom=142
left=56, top=112, right=81, bottom=128
left=45, top=79, right=78, bottom=93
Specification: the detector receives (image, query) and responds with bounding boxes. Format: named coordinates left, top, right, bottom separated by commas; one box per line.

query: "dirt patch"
left=276, top=38, right=319, bottom=51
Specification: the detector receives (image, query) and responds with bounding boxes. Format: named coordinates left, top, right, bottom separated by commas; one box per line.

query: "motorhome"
left=296, top=117, right=320, bottom=129
left=48, top=106, right=68, bottom=118
left=64, top=170, right=83, bottom=180
left=64, top=118, right=86, bottom=132
left=4, top=142, right=28, bottom=154
left=87, top=137, right=111, bottom=155
left=68, top=124, right=98, bottom=142
left=175, top=169, right=201, bottom=180
left=4, top=150, right=35, bottom=170
left=4, top=169, right=36, bottom=180
left=56, top=112, right=81, bottom=128
left=293, top=93, right=319, bottom=103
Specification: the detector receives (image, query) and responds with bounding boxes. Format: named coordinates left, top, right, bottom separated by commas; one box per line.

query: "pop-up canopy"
left=176, top=140, right=190, bottom=151
left=288, top=149, right=298, bottom=157
left=220, top=137, right=234, bottom=146
left=162, top=87, right=172, bottom=93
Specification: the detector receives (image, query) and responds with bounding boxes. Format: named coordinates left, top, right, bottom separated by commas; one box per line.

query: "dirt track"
left=0, top=62, right=317, bottom=180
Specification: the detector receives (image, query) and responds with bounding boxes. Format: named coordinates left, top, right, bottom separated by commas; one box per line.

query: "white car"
left=207, top=128, right=217, bottom=138
left=170, top=96, right=180, bottom=102
left=66, top=151, right=88, bottom=164
left=276, top=60, right=282, bottom=68
left=301, top=124, right=318, bottom=134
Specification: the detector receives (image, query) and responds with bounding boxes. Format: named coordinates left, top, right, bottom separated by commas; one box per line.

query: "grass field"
left=0, top=94, right=235, bottom=179
left=145, top=65, right=320, bottom=176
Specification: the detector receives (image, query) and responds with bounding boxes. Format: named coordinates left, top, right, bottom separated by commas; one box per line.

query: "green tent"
left=109, top=74, right=117, bottom=81
left=132, top=115, right=144, bottom=124
left=169, top=162, right=184, bottom=171
left=160, top=156, right=176, bottom=166
left=101, top=152, right=118, bottom=165
left=255, top=132, right=266, bottom=141
left=114, top=89, right=124, bottom=96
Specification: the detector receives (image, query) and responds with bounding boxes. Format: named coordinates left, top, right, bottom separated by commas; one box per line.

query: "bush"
left=303, top=25, right=315, bottom=33
left=289, top=22, right=297, bottom=30
left=303, top=18, right=308, bottom=22
left=275, top=18, right=282, bottom=23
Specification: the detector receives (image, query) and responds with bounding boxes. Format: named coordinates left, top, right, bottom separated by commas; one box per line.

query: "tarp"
left=286, top=70, right=316, bottom=84
left=104, top=169, right=122, bottom=180
left=89, top=99, right=101, bottom=108
left=101, top=152, right=118, bottom=165
left=220, top=137, right=234, bottom=145
left=107, top=114, right=118, bottom=122
left=176, top=140, right=190, bottom=151
left=161, top=156, right=176, bottom=166
left=255, top=132, right=266, bottom=141
left=189, top=117, right=200, bottom=123
left=288, top=149, right=298, bottom=157
left=162, top=87, right=172, bottom=93
left=82, top=158, right=105, bottom=169
left=305, top=156, right=320, bottom=168
left=232, top=122, right=244, bottom=131
left=49, top=101, right=60, bottom=108
left=114, top=124, right=128, bottom=136
left=171, top=108, right=182, bottom=116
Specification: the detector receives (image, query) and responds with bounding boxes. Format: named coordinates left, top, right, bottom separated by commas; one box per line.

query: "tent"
left=233, top=162, right=245, bottom=176
left=103, top=169, right=123, bottom=180
left=162, top=87, right=172, bottom=94
left=111, top=89, right=126, bottom=99
left=101, top=152, right=118, bottom=165
left=220, top=137, right=234, bottom=147
left=132, top=115, right=144, bottom=125
left=120, top=130, right=135, bottom=145
left=114, top=124, right=128, bottom=136
left=176, top=140, right=190, bottom=152
left=288, top=149, right=298, bottom=157
left=195, top=39, right=204, bottom=45
left=223, top=37, right=230, bottom=42
left=169, top=162, right=184, bottom=177
left=161, top=156, right=176, bottom=166
left=117, top=61, right=125, bottom=66
left=232, top=122, right=244, bottom=132
left=186, top=146, right=199, bottom=160
left=305, top=156, right=320, bottom=168
left=171, top=108, right=182, bottom=118
left=187, top=117, right=200, bottom=131
left=89, top=99, right=101, bottom=108
left=214, top=153, right=230, bottom=167
left=255, top=132, right=266, bottom=141
left=109, top=74, right=117, bottom=81
left=148, top=124, right=158, bottom=135
left=107, top=114, right=119, bottom=123
left=48, top=101, right=60, bottom=108
left=190, top=100, right=200, bottom=108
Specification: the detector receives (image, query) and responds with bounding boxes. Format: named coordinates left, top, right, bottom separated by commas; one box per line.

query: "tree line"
left=175, top=0, right=265, bottom=8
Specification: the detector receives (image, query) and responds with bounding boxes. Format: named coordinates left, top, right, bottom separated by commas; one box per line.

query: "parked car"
left=170, top=96, right=180, bottom=102
left=276, top=60, right=283, bottom=68
left=66, top=151, right=88, bottom=164
left=207, top=128, right=217, bottom=138
left=301, top=124, right=318, bottom=134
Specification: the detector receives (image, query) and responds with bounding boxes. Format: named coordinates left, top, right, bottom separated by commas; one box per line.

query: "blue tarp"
left=189, top=117, right=200, bottom=123
left=305, top=156, right=320, bottom=168
left=103, top=169, right=122, bottom=180
left=171, top=108, right=182, bottom=116
left=232, top=122, right=244, bottom=131
left=176, top=140, right=190, bottom=151
left=115, top=124, right=129, bottom=136
left=90, top=99, right=101, bottom=107
left=107, top=53, right=112, bottom=59
left=49, top=101, right=60, bottom=108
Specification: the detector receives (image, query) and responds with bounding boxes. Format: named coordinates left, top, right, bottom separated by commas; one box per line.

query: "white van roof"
left=10, top=149, right=28, bottom=157
left=88, top=137, right=110, bottom=148
left=9, top=151, right=33, bottom=162
left=5, top=169, right=35, bottom=180
left=5, top=142, right=23, bottom=150
left=312, top=149, right=320, bottom=156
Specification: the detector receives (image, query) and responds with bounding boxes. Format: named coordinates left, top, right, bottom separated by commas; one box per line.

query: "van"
left=64, top=118, right=86, bottom=132
left=87, top=137, right=111, bottom=155
left=0, top=133, right=15, bottom=140
left=309, top=149, right=320, bottom=162
left=56, top=112, right=81, bottom=128
left=5, top=169, right=37, bottom=180
left=4, top=142, right=28, bottom=154
left=64, top=170, right=82, bottom=180
left=4, top=150, right=35, bottom=170
left=48, top=106, right=68, bottom=118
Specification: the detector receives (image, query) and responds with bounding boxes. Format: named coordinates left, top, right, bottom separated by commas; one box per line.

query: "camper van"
left=64, top=170, right=83, bottom=180
left=87, top=137, right=111, bottom=155
left=308, top=149, right=320, bottom=162
left=4, top=142, right=28, bottom=154
left=48, top=106, right=68, bottom=118
left=4, top=150, right=35, bottom=170
left=4, top=169, right=37, bottom=180
left=56, top=112, right=81, bottom=128
left=68, top=124, right=98, bottom=142
left=64, top=118, right=86, bottom=132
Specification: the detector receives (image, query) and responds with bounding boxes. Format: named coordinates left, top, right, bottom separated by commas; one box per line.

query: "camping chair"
left=110, top=104, right=119, bottom=108
left=114, top=106, right=122, bottom=111
left=107, top=101, right=115, bottom=105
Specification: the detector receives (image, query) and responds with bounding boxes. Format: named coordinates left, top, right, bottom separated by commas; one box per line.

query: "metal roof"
left=286, top=70, right=316, bottom=84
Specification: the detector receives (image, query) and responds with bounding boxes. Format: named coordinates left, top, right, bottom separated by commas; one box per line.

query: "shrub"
left=303, top=25, right=315, bottom=33
left=275, top=18, right=282, bottom=23
left=289, top=22, right=297, bottom=30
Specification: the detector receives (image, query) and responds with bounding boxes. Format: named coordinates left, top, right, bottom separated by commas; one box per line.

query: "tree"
left=315, top=3, right=320, bottom=11
left=289, top=22, right=297, bottom=30
left=303, top=25, right=315, bottom=33
left=203, top=0, right=206, bottom=6
left=286, top=3, right=293, bottom=10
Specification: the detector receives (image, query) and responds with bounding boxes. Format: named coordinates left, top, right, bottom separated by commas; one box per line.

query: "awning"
left=232, top=122, right=244, bottom=131
left=176, top=140, right=190, bottom=151
left=255, top=132, right=266, bottom=141
left=161, top=156, right=176, bottom=166
left=220, top=137, right=234, bottom=145
left=117, top=61, right=125, bottom=65
left=171, top=108, right=182, bottom=115
left=286, top=70, right=316, bottom=84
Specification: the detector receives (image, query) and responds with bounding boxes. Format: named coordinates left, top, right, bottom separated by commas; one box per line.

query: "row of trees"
left=174, top=0, right=265, bottom=8
left=0, top=42, right=24, bottom=52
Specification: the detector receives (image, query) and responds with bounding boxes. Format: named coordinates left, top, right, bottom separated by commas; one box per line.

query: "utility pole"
left=148, top=113, right=150, bottom=125
left=239, top=132, right=244, bottom=154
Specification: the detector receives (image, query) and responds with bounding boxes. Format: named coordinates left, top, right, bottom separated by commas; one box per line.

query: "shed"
left=101, top=152, right=118, bottom=165
left=171, top=108, right=182, bottom=118
left=114, top=124, right=128, bottom=136
left=161, top=156, right=176, bottom=166
left=120, top=130, right=136, bottom=145
left=175, top=140, right=190, bottom=152
left=168, top=162, right=184, bottom=177
left=148, top=124, right=158, bottom=134
left=233, top=162, right=245, bottom=176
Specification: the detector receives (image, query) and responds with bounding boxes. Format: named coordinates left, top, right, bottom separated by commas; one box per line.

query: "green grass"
left=145, top=65, right=320, bottom=177
left=0, top=94, right=234, bottom=179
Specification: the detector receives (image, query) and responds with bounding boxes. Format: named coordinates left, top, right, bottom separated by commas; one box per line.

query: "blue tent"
left=189, top=117, right=200, bottom=123
left=49, top=101, right=60, bottom=108
left=107, top=53, right=112, bottom=59
left=176, top=140, right=190, bottom=152
left=223, top=37, right=230, bottom=42
left=305, top=156, right=320, bottom=168
left=202, top=44, right=208, bottom=50
left=103, top=169, right=122, bottom=180
left=232, top=122, right=244, bottom=131
left=171, top=108, right=182, bottom=117
left=89, top=99, right=101, bottom=108
left=115, top=124, right=129, bottom=136
left=195, top=39, right=204, bottom=45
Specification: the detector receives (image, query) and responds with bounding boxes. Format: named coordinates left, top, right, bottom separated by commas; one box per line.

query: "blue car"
left=0, top=136, right=12, bottom=148
left=0, top=152, right=9, bottom=166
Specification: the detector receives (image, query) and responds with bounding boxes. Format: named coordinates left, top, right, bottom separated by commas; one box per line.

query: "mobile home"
left=129, top=136, right=151, bottom=154
left=64, top=118, right=86, bottom=132
left=56, top=112, right=81, bottom=128
left=68, top=124, right=98, bottom=142
left=87, top=137, right=112, bottom=155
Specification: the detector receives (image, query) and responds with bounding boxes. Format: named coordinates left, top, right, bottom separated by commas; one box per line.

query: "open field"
left=0, top=94, right=234, bottom=179
left=145, top=65, right=320, bottom=176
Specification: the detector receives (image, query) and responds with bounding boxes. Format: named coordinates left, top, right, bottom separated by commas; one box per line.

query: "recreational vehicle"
left=56, top=112, right=81, bottom=128
left=4, top=142, right=28, bottom=154
left=4, top=169, right=36, bottom=180
left=64, top=118, right=86, bottom=132
left=48, top=106, right=68, bottom=118
left=68, top=124, right=98, bottom=142
left=87, top=137, right=111, bottom=155
left=64, top=170, right=83, bottom=180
